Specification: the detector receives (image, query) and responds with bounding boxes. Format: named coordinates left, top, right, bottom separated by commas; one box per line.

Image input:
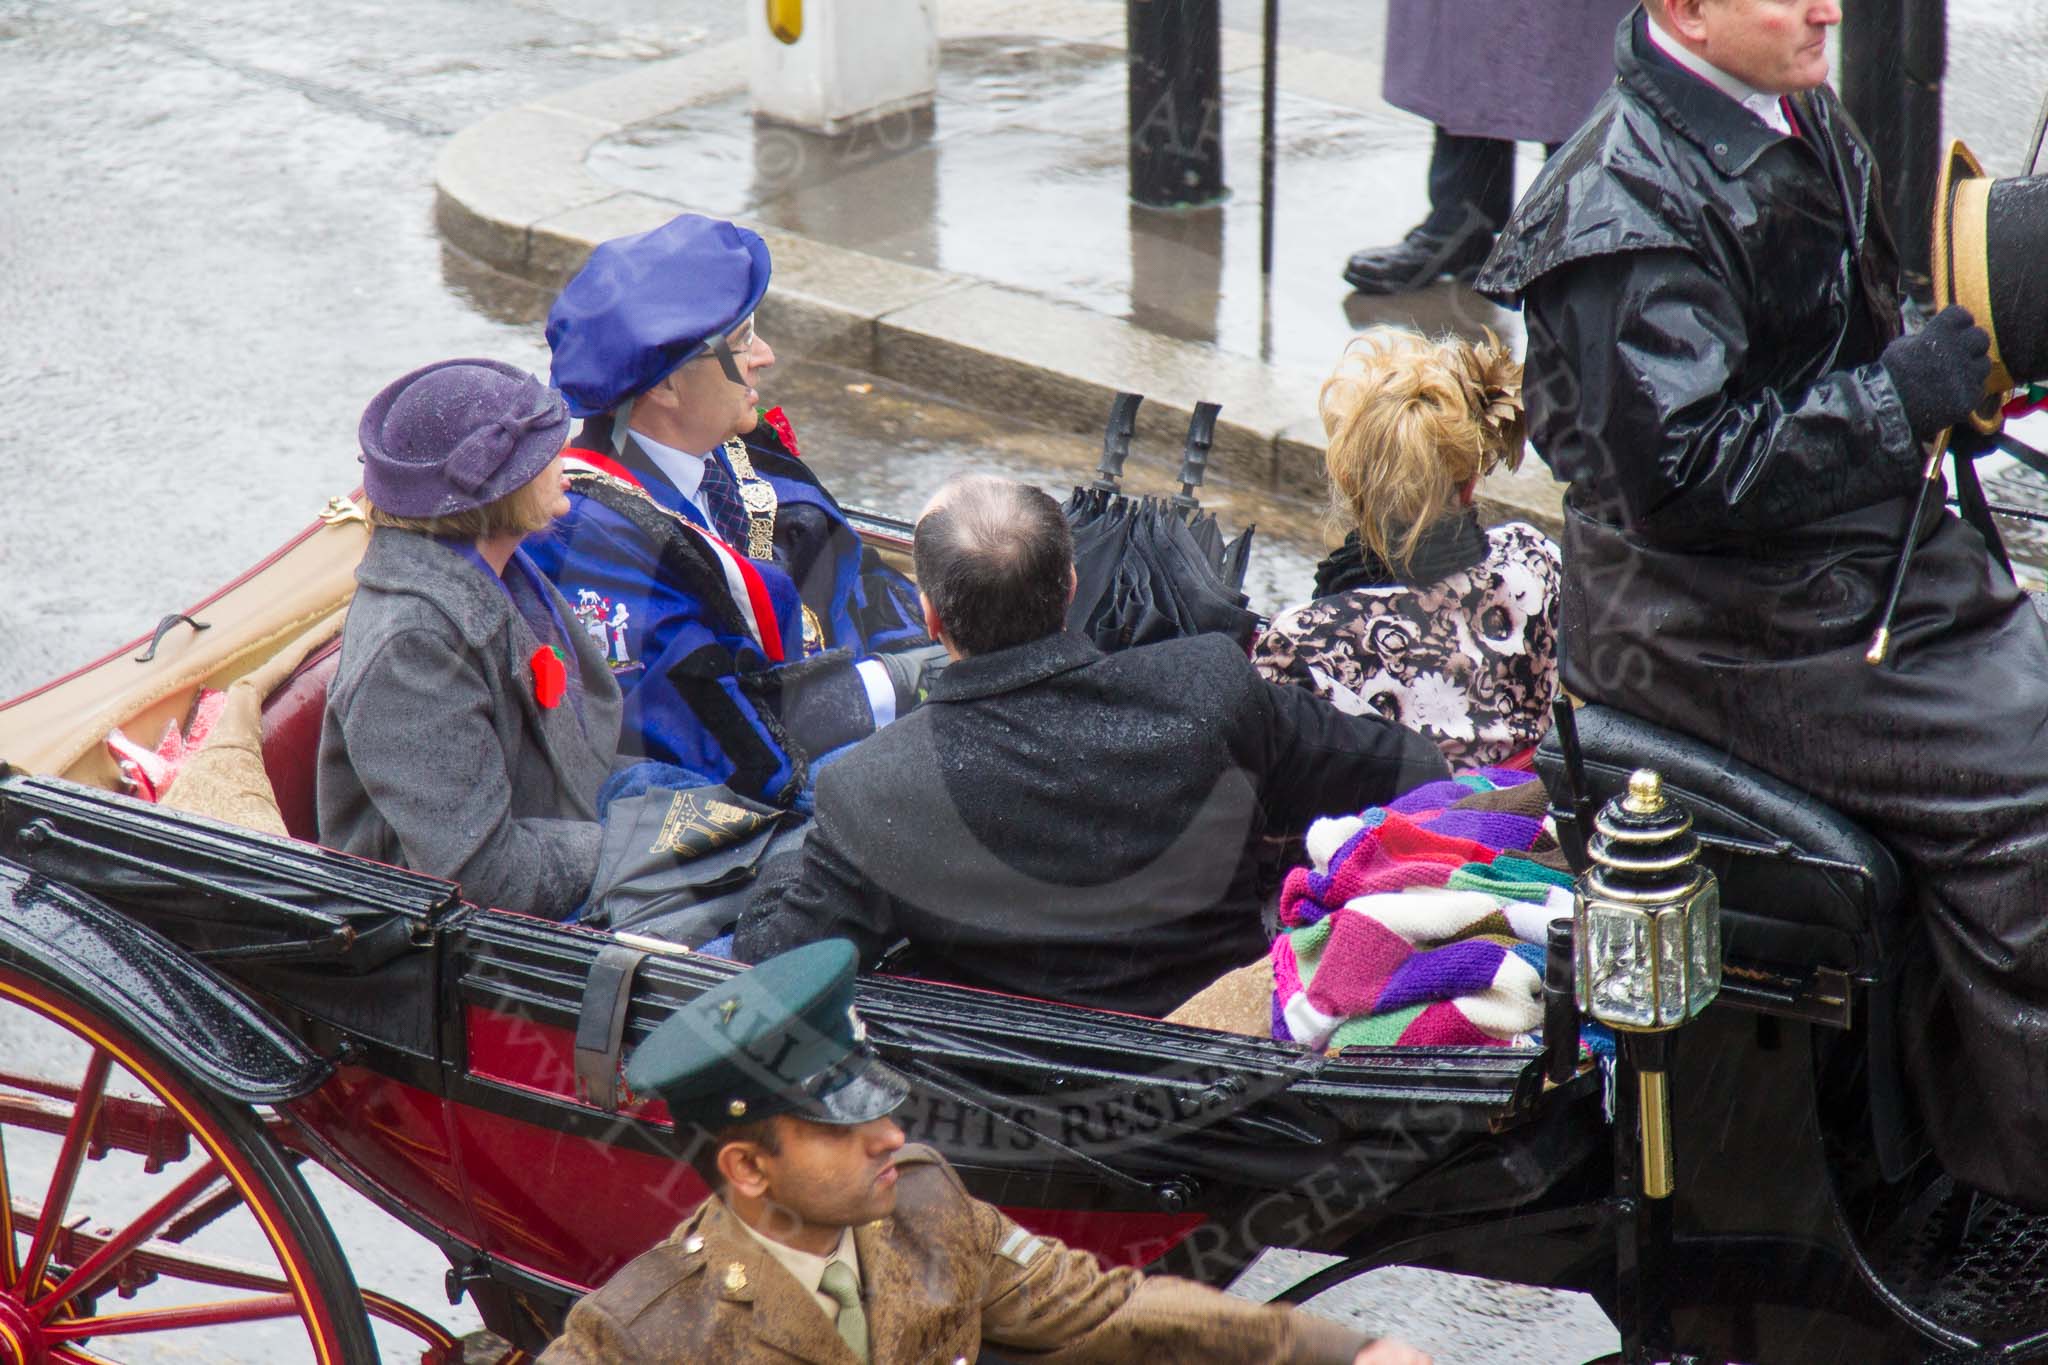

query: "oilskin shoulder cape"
left=1478, top=10, right=2048, bottom=1209
left=525, top=415, right=924, bottom=807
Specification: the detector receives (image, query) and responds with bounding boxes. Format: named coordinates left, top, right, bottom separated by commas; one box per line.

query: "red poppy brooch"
left=759, top=405, right=801, bottom=459
left=531, top=645, right=568, bottom=709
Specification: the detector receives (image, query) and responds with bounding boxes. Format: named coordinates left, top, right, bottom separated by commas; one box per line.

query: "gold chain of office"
left=722, top=437, right=779, bottom=561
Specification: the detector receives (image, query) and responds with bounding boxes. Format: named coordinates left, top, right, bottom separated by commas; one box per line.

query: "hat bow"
left=444, top=387, right=567, bottom=494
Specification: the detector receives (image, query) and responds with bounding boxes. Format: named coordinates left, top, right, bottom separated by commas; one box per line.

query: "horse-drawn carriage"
left=3, top=498, right=2048, bottom=1365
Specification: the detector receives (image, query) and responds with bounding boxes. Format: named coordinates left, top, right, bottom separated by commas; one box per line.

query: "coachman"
left=1477, top=0, right=2048, bottom=1208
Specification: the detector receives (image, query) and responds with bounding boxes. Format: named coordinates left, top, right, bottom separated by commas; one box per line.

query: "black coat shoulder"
left=1475, top=86, right=1702, bottom=304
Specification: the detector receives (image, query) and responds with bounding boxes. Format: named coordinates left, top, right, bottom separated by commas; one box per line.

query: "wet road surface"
left=589, top=32, right=1525, bottom=377
left=5, top=0, right=2048, bottom=1359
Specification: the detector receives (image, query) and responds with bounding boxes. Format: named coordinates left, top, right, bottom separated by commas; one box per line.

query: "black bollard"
left=1841, top=0, right=1945, bottom=300
left=1127, top=0, right=1226, bottom=208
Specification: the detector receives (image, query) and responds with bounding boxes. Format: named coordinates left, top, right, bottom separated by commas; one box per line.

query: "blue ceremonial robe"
left=524, top=416, right=924, bottom=806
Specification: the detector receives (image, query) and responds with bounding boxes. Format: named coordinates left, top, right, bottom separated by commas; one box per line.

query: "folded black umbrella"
left=1063, top=397, right=1258, bottom=653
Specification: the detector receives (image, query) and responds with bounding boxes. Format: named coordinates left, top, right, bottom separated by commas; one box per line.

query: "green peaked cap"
left=625, top=939, right=909, bottom=1133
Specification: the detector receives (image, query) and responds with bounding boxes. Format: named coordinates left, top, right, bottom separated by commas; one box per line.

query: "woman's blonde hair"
left=365, top=475, right=561, bottom=540
left=1318, top=326, right=1526, bottom=572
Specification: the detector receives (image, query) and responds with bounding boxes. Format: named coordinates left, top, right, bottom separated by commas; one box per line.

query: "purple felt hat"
left=358, top=359, right=571, bottom=518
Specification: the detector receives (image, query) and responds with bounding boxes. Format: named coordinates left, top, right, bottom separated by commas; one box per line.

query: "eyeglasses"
left=703, top=316, right=759, bottom=386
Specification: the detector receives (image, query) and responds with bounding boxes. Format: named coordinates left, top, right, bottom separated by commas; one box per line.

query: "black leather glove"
left=1881, top=303, right=1993, bottom=440
left=874, top=643, right=950, bottom=713
left=1949, top=424, right=2002, bottom=463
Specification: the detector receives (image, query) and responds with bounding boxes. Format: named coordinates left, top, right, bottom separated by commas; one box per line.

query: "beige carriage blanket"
left=156, top=608, right=347, bottom=837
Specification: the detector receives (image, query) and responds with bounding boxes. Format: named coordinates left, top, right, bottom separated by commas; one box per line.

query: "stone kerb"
left=430, top=5, right=1567, bottom=536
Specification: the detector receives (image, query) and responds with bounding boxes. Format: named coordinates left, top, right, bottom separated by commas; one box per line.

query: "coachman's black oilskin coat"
left=1480, top=10, right=2048, bottom=1208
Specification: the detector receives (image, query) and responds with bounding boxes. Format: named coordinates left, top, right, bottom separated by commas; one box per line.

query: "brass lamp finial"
left=1623, top=769, right=1664, bottom=816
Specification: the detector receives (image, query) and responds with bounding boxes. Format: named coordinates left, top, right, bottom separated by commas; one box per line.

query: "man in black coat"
left=1476, top=0, right=2048, bottom=1207
left=736, top=476, right=1449, bottom=1017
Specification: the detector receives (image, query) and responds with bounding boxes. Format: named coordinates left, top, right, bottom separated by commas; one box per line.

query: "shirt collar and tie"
left=627, top=427, right=758, bottom=552
left=628, top=429, right=708, bottom=505
left=732, top=1218, right=869, bottom=1361
left=1644, top=18, right=1794, bottom=136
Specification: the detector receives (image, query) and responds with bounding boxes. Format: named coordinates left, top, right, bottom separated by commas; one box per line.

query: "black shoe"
left=1342, top=220, right=1496, bottom=295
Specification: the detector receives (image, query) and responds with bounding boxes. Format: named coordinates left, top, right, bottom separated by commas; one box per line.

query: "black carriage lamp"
left=1575, top=769, right=1723, bottom=1200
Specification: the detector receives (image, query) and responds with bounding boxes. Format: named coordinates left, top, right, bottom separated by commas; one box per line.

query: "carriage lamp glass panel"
left=1578, top=897, right=1654, bottom=1029
left=1686, top=880, right=1724, bottom=1016
left=1575, top=875, right=1722, bottom=1030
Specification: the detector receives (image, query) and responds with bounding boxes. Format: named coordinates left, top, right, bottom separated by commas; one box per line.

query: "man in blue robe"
left=527, top=214, right=938, bottom=807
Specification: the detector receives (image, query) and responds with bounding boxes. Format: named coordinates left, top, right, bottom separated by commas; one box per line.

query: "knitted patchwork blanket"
left=1272, top=770, right=1577, bottom=1050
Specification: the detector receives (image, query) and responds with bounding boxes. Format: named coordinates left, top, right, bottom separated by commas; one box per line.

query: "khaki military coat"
left=539, top=1145, right=1371, bottom=1364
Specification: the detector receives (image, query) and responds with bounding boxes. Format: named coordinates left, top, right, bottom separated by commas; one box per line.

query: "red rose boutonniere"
left=758, top=405, right=801, bottom=459
left=531, top=645, right=568, bottom=709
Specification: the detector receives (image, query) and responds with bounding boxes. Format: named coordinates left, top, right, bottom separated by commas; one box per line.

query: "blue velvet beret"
left=546, top=214, right=773, bottom=418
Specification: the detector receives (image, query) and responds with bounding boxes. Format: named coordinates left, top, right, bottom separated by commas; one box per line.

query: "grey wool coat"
left=317, top=528, right=623, bottom=917
left=1383, top=0, right=1637, bottom=145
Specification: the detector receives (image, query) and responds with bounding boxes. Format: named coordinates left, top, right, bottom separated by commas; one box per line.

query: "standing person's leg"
left=1343, top=128, right=1514, bottom=295
left=1422, top=129, right=1516, bottom=236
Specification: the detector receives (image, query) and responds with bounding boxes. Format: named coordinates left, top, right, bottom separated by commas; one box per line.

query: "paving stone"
left=938, top=0, right=1125, bottom=43
left=527, top=192, right=675, bottom=287
left=877, top=281, right=1320, bottom=480
left=434, top=106, right=618, bottom=271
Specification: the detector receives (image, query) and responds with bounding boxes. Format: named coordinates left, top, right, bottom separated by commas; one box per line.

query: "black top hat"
left=1932, top=138, right=2048, bottom=435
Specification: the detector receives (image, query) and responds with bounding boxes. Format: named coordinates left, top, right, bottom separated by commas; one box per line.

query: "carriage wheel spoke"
left=0, top=1123, right=18, bottom=1285
left=42, top=1293, right=303, bottom=1339
left=49, top=1348, right=113, bottom=1365
left=30, top=1158, right=224, bottom=1321
left=19, top=1049, right=111, bottom=1294
left=160, top=1179, right=254, bottom=1245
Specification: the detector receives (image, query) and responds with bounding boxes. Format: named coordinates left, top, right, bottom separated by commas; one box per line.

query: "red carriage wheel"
left=0, top=964, right=376, bottom=1364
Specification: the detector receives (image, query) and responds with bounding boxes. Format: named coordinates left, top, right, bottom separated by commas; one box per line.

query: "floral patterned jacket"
left=1253, top=522, right=1562, bottom=772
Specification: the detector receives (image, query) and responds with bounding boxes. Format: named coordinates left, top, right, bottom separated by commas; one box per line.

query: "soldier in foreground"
left=540, top=940, right=1431, bottom=1364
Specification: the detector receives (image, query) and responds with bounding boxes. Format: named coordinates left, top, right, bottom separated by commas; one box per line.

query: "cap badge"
left=728, top=1098, right=748, bottom=1118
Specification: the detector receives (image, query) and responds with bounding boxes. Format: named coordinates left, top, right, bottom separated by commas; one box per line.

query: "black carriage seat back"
left=260, top=635, right=345, bottom=843
left=1535, top=704, right=1906, bottom=981
left=1536, top=704, right=1927, bottom=1182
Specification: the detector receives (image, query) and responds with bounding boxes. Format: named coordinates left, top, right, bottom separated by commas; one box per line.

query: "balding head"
left=912, top=475, right=1075, bottom=658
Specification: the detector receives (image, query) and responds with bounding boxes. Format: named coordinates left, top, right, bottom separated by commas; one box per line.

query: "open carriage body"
left=0, top=504, right=2042, bottom=1365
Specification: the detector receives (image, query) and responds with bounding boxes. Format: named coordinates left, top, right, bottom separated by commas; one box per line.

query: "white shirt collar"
left=732, top=1217, right=860, bottom=1320
left=625, top=428, right=710, bottom=506
left=1645, top=18, right=1792, bottom=137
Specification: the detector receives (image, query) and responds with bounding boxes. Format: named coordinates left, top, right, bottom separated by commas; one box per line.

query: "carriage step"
left=1863, top=1172, right=2048, bottom=1350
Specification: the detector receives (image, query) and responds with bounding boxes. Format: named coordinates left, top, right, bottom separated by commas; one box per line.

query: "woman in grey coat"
left=317, top=357, right=624, bottom=917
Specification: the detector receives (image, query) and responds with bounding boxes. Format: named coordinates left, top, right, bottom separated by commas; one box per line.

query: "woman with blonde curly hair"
left=1253, top=328, right=1561, bottom=771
